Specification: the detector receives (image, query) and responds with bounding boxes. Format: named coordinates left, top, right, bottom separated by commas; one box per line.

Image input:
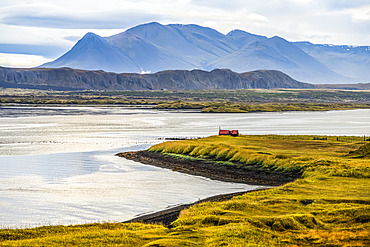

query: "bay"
left=0, top=106, right=369, bottom=228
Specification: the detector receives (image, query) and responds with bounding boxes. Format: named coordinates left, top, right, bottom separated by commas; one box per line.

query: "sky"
left=0, top=0, right=369, bottom=68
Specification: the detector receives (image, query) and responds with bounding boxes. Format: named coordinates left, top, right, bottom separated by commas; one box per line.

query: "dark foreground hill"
left=0, top=66, right=314, bottom=91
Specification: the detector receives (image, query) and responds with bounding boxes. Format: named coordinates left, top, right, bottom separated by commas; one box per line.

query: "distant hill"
left=38, top=22, right=370, bottom=84
left=315, top=83, right=370, bottom=90
left=294, top=42, right=370, bottom=83
left=0, top=66, right=314, bottom=91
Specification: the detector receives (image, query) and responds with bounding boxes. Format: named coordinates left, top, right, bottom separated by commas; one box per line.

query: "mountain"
left=41, top=32, right=140, bottom=73
left=39, top=22, right=368, bottom=83
left=208, top=34, right=345, bottom=83
left=294, top=42, right=370, bottom=82
left=0, top=66, right=314, bottom=91
left=125, top=23, right=235, bottom=67
left=41, top=31, right=194, bottom=73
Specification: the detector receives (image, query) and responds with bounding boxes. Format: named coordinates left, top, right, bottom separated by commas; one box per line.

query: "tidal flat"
left=1, top=134, right=369, bottom=246
left=0, top=106, right=369, bottom=246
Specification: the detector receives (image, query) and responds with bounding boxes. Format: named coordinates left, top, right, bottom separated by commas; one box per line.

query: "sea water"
left=0, top=106, right=369, bottom=228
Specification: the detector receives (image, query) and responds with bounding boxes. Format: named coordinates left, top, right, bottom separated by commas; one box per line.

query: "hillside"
left=0, top=66, right=314, bottom=91
left=316, top=83, right=370, bottom=90
left=294, top=42, right=370, bottom=82
left=38, top=22, right=368, bottom=84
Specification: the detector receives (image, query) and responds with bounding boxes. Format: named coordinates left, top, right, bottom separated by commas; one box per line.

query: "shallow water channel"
left=0, top=106, right=369, bottom=228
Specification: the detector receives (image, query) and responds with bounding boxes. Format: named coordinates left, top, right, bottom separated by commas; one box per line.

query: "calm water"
left=0, top=106, right=369, bottom=228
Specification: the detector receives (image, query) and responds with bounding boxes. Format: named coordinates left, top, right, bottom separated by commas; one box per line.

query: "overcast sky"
left=1, top=0, right=369, bottom=67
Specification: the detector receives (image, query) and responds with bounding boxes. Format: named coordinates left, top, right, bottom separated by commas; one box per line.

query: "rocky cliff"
left=0, top=66, right=314, bottom=91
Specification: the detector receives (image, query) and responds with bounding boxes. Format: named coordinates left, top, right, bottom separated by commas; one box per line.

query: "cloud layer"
left=1, top=0, right=369, bottom=67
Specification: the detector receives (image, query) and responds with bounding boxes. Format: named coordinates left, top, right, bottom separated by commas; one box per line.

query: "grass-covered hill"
left=1, top=135, right=369, bottom=246
left=348, top=142, right=370, bottom=158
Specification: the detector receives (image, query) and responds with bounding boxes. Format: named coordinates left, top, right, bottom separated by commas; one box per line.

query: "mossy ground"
left=1, top=88, right=370, bottom=113
left=1, top=135, right=369, bottom=246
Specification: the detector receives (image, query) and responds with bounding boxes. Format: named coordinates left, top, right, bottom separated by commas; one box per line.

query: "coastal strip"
left=116, top=150, right=299, bottom=226
left=117, top=151, right=300, bottom=186
left=122, top=189, right=268, bottom=227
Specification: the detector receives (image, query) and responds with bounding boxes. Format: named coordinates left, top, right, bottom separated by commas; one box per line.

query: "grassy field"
left=1, top=88, right=370, bottom=114
left=1, top=135, right=369, bottom=246
left=156, top=101, right=370, bottom=113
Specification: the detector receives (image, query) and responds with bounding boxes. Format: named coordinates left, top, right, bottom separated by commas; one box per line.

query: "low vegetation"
left=149, top=135, right=370, bottom=179
left=156, top=101, right=370, bottom=113
left=1, top=88, right=370, bottom=114
left=1, top=135, right=369, bottom=246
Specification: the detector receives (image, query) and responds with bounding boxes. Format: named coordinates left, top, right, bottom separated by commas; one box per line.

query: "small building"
left=231, top=130, right=239, bottom=137
left=219, top=129, right=231, bottom=135
left=219, top=129, right=239, bottom=137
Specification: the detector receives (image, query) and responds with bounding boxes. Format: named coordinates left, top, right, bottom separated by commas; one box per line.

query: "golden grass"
left=1, top=135, right=369, bottom=246
left=155, top=101, right=370, bottom=113
left=149, top=135, right=370, bottom=178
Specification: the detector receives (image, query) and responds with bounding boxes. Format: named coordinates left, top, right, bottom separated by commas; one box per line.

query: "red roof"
left=219, top=130, right=230, bottom=135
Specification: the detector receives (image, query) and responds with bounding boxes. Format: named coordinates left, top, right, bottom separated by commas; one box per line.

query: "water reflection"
left=0, top=107, right=369, bottom=228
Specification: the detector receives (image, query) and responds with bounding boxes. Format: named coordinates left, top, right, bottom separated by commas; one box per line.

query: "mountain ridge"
left=0, top=66, right=314, bottom=91
left=39, top=22, right=369, bottom=83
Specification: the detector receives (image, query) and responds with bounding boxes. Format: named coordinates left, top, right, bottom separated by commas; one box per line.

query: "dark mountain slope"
left=241, top=70, right=313, bottom=89
left=0, top=66, right=314, bottom=91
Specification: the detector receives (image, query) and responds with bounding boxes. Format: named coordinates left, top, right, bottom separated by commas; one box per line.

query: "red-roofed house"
left=219, top=129, right=239, bottom=136
left=219, top=129, right=231, bottom=135
left=231, top=130, right=239, bottom=136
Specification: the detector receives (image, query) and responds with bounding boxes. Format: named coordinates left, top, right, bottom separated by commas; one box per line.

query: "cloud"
left=324, top=0, right=370, bottom=10
left=0, top=3, right=162, bottom=29
left=64, top=36, right=82, bottom=42
left=350, top=5, right=370, bottom=22
left=0, top=53, right=51, bottom=67
left=190, top=0, right=246, bottom=11
left=0, top=44, right=66, bottom=58
left=0, top=0, right=370, bottom=67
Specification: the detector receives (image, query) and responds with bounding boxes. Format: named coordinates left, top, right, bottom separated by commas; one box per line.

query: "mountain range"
left=39, top=22, right=370, bottom=84
left=0, top=66, right=314, bottom=91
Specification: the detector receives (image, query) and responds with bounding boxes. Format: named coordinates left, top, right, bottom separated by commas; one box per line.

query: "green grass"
left=199, top=102, right=370, bottom=113
left=2, top=88, right=370, bottom=114
left=149, top=135, right=370, bottom=178
left=1, top=135, right=369, bottom=246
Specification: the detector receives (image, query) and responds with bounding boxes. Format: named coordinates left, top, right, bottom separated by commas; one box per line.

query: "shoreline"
left=117, top=151, right=299, bottom=186
left=122, top=188, right=269, bottom=227
left=117, top=150, right=300, bottom=226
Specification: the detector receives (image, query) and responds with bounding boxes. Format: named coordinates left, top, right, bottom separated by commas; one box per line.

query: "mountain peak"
left=82, top=32, right=101, bottom=39
left=227, top=29, right=247, bottom=36
left=145, top=21, right=162, bottom=26
left=270, top=36, right=287, bottom=42
left=126, top=21, right=164, bottom=32
left=227, top=30, right=267, bottom=39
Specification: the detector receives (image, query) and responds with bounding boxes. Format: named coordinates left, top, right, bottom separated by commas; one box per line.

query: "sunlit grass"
left=1, top=135, right=369, bottom=246
left=149, top=135, right=370, bottom=178
left=2, top=88, right=370, bottom=113
left=155, top=101, right=370, bottom=113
